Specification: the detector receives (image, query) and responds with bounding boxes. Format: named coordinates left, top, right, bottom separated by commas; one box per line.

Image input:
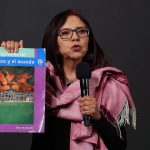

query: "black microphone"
left=76, top=62, right=92, bottom=126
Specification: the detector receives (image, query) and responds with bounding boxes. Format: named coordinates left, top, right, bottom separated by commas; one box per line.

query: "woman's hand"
left=79, top=96, right=101, bottom=121
left=1, top=40, right=23, bottom=53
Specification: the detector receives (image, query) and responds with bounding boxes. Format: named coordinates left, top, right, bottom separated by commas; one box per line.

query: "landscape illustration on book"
left=0, top=66, right=34, bottom=124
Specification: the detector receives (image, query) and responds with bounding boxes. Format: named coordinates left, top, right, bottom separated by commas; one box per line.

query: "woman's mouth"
left=71, top=45, right=81, bottom=51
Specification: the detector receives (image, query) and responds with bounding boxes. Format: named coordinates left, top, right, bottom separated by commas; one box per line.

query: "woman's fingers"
left=19, top=40, right=24, bottom=48
left=1, top=41, right=6, bottom=47
left=79, top=96, right=97, bottom=112
left=80, top=97, right=96, bottom=106
left=79, top=96, right=101, bottom=120
left=6, top=41, right=11, bottom=52
left=14, top=40, right=24, bottom=52
left=80, top=106, right=96, bottom=114
left=1, top=40, right=24, bottom=53
left=10, top=41, right=15, bottom=53
left=14, top=42, right=19, bottom=52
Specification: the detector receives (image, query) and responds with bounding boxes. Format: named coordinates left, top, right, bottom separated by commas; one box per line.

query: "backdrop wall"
left=0, top=0, right=150, bottom=149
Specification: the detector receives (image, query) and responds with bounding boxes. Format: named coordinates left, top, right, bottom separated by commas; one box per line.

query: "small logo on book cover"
left=37, top=59, right=43, bottom=65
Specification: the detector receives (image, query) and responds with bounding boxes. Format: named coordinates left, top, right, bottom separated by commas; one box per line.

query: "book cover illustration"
left=0, top=47, right=46, bottom=133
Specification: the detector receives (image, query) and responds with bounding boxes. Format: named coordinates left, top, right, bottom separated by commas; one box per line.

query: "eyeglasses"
left=58, top=27, right=89, bottom=40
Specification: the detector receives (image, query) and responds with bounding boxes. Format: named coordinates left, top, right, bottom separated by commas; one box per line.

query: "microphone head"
left=76, top=62, right=91, bottom=79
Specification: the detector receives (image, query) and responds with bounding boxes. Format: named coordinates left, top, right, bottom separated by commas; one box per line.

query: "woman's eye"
left=77, top=29, right=87, bottom=34
left=60, top=30, right=70, bottom=35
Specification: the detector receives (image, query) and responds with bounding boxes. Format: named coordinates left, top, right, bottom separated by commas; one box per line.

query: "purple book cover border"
left=0, top=48, right=45, bottom=133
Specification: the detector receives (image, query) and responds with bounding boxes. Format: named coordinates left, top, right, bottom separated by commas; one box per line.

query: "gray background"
left=0, top=0, right=150, bottom=149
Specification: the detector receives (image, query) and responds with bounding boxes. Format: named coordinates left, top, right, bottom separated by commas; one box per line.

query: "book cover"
left=0, top=47, right=45, bottom=132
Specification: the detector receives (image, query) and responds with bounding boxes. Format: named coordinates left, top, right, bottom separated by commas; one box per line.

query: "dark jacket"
left=30, top=113, right=127, bottom=150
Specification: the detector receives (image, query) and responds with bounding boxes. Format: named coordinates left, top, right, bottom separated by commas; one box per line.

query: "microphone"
left=76, top=62, right=92, bottom=126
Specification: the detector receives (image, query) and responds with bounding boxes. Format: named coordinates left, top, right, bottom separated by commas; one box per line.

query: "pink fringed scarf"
left=46, top=61, right=136, bottom=150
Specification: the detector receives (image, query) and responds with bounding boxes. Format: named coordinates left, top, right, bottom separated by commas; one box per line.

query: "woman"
left=1, top=9, right=136, bottom=150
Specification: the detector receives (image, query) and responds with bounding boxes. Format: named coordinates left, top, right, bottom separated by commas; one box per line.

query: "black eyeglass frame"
left=57, top=27, right=89, bottom=40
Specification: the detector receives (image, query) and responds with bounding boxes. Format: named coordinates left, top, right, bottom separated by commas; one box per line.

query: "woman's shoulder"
left=46, top=61, right=55, bottom=74
left=92, top=66, right=129, bottom=86
left=46, top=61, right=54, bottom=69
left=93, top=66, right=126, bottom=77
left=94, top=66, right=124, bottom=74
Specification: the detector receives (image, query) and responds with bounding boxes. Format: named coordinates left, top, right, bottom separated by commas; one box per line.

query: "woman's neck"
left=63, top=60, right=80, bottom=82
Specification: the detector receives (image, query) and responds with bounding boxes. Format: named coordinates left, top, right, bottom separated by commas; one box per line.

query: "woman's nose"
left=71, top=31, right=80, bottom=41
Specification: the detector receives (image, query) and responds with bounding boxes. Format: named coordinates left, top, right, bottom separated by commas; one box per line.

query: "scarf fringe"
left=130, top=108, right=136, bottom=130
left=116, top=100, right=136, bottom=138
left=117, top=100, right=129, bottom=126
left=117, top=100, right=136, bottom=128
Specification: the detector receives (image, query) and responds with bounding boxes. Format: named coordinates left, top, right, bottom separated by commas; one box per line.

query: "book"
left=0, top=47, right=46, bottom=133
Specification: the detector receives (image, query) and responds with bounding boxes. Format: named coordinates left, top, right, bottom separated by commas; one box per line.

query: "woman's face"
left=57, top=15, right=89, bottom=63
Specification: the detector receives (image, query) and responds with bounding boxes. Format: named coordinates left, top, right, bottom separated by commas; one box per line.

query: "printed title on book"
left=0, top=48, right=45, bottom=67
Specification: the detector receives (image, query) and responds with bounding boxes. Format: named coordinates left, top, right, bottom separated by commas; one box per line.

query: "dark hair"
left=42, top=9, right=109, bottom=83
